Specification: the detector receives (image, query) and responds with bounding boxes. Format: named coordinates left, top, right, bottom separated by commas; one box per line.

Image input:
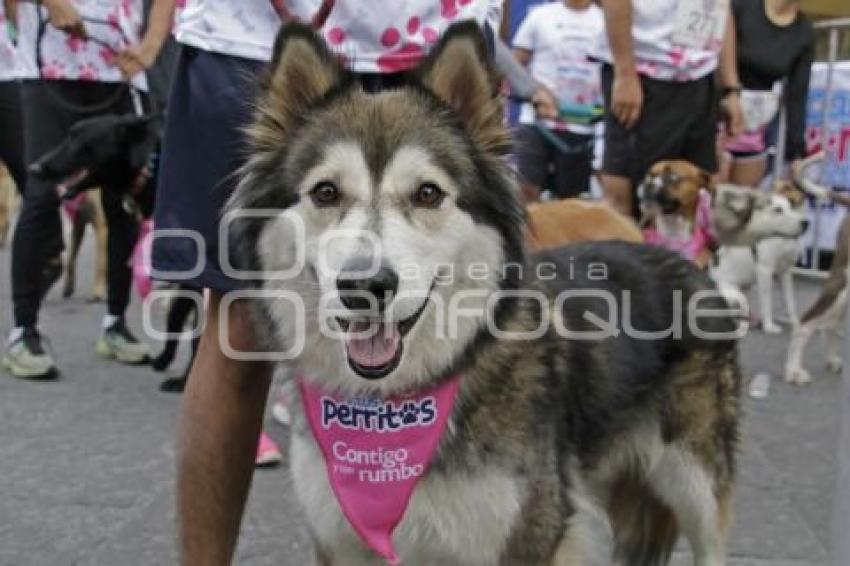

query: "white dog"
left=785, top=154, right=849, bottom=385
left=712, top=182, right=809, bottom=333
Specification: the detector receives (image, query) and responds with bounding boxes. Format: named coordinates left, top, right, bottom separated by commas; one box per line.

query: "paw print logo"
left=375, top=16, right=439, bottom=73
left=399, top=402, right=420, bottom=426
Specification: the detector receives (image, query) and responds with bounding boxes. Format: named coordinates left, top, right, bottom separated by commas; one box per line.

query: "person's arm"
left=600, top=0, right=642, bottom=128
left=718, top=3, right=743, bottom=137
left=116, top=0, right=175, bottom=78
left=178, top=293, right=272, bottom=566
left=784, top=35, right=814, bottom=162
left=503, top=12, right=558, bottom=120
left=39, top=0, right=85, bottom=37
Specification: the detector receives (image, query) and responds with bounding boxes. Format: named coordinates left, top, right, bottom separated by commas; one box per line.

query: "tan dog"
left=0, top=165, right=19, bottom=249
left=639, top=160, right=715, bottom=268
left=526, top=198, right=643, bottom=251
left=63, top=189, right=109, bottom=302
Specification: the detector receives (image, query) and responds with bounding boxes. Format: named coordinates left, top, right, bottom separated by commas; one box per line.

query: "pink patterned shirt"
left=17, top=0, right=147, bottom=89
left=593, top=0, right=729, bottom=82
left=174, top=0, right=498, bottom=72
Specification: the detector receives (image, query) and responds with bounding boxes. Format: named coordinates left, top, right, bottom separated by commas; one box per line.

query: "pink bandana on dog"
left=299, top=374, right=462, bottom=565
left=643, top=188, right=716, bottom=262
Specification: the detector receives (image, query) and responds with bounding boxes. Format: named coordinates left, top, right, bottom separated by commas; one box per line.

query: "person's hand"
left=116, top=40, right=160, bottom=79
left=721, top=92, right=744, bottom=138
left=611, top=67, right=643, bottom=129
left=43, top=0, right=85, bottom=38
left=531, top=86, right=558, bottom=121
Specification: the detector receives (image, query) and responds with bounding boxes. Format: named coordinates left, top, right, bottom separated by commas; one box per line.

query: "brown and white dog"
left=639, top=160, right=716, bottom=268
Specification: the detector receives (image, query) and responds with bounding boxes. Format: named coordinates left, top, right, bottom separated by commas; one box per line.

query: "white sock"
left=102, top=314, right=121, bottom=330
left=7, top=327, right=24, bottom=346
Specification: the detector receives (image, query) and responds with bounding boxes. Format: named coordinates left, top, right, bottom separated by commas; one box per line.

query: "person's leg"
left=3, top=81, right=84, bottom=378
left=728, top=154, right=768, bottom=187
left=600, top=64, right=640, bottom=216
left=0, top=81, right=27, bottom=194
left=551, top=131, right=593, bottom=199
left=178, top=292, right=272, bottom=563
left=11, top=81, right=79, bottom=329
left=514, top=125, right=551, bottom=202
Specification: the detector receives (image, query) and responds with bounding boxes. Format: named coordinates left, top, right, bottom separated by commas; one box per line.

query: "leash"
left=34, top=2, right=132, bottom=115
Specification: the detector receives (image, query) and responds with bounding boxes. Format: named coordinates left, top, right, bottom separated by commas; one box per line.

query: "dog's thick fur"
left=228, top=23, right=741, bottom=565
left=526, top=199, right=643, bottom=252
left=712, top=181, right=809, bottom=334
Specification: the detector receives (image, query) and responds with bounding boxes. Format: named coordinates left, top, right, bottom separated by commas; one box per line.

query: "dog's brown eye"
left=412, top=183, right=444, bottom=208
left=310, top=182, right=341, bottom=207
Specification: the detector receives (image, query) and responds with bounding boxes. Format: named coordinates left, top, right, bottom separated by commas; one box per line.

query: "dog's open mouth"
left=337, top=295, right=431, bottom=380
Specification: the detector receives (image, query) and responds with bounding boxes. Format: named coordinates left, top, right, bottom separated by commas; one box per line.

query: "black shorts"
left=514, top=124, right=593, bottom=198
left=152, top=46, right=266, bottom=292
left=600, top=64, right=719, bottom=185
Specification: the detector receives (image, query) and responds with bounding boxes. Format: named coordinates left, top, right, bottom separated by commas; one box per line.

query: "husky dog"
left=227, top=23, right=742, bottom=565
left=712, top=182, right=809, bottom=334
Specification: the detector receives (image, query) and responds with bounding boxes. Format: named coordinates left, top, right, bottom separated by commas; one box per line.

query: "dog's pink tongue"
left=346, top=320, right=400, bottom=368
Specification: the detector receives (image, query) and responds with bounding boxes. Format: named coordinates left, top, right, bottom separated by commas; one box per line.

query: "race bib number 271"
left=673, top=0, right=728, bottom=49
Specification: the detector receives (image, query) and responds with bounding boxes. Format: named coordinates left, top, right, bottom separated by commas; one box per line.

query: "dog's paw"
left=150, top=354, right=171, bottom=372
left=826, top=355, right=843, bottom=374
left=762, top=321, right=783, bottom=335
left=785, top=367, right=812, bottom=385
left=400, top=402, right=420, bottom=425
left=159, top=376, right=187, bottom=393
left=87, top=293, right=105, bottom=303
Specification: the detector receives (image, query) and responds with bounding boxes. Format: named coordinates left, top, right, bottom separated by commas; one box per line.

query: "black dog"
left=31, top=111, right=199, bottom=392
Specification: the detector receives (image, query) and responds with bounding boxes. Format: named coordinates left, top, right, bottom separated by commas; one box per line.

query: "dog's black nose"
left=336, top=264, right=399, bottom=313
left=801, top=219, right=810, bottom=232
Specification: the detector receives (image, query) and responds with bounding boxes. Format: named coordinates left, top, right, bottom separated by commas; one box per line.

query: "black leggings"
left=11, top=80, right=140, bottom=328
left=0, top=81, right=26, bottom=194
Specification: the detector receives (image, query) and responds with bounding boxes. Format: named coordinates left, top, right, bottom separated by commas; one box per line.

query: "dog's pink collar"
left=299, top=374, right=463, bottom=565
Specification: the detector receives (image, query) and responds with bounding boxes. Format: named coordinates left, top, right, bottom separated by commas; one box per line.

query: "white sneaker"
left=2, top=328, right=58, bottom=380
left=96, top=319, right=150, bottom=364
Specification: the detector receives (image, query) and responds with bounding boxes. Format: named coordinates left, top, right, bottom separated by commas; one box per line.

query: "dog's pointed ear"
left=249, top=23, right=343, bottom=151
left=418, top=22, right=508, bottom=155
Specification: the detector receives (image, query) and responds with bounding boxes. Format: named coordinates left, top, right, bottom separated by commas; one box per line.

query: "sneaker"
left=256, top=431, right=282, bottom=468
left=96, top=319, right=150, bottom=364
left=2, top=328, right=58, bottom=380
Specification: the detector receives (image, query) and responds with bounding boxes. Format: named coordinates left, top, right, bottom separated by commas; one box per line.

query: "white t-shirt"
left=174, top=0, right=498, bottom=72
left=593, top=0, right=729, bottom=82
left=0, top=4, right=22, bottom=80
left=17, top=0, right=147, bottom=89
left=513, top=2, right=604, bottom=134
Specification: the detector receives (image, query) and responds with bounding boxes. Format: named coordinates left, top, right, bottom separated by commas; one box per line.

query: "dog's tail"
left=607, top=472, right=679, bottom=566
